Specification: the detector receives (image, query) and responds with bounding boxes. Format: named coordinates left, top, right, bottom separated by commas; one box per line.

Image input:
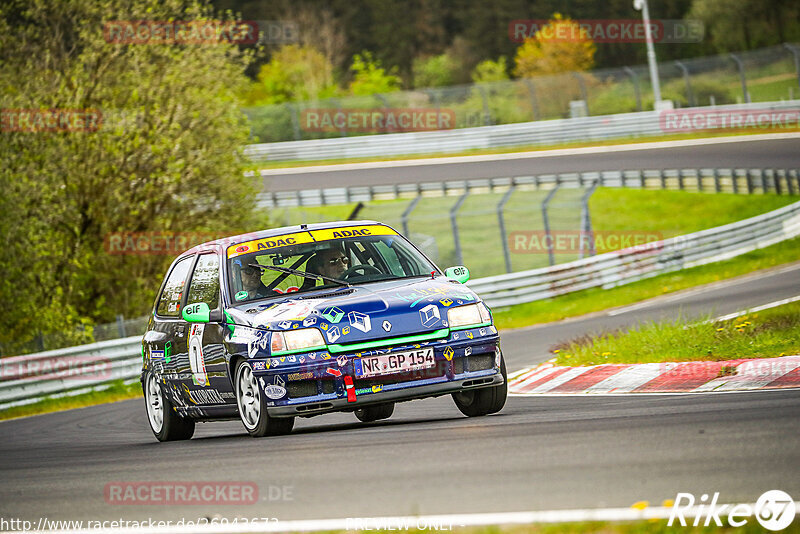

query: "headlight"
left=270, top=328, right=326, bottom=353
left=447, top=303, right=491, bottom=329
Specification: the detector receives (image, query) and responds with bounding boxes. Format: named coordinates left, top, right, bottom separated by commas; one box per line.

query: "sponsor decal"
left=419, top=304, right=441, bottom=327
left=309, top=225, right=397, bottom=242
left=288, top=371, right=314, bottom=381
left=464, top=347, right=472, bottom=357
left=382, top=320, right=392, bottom=332
left=227, top=232, right=314, bottom=258
left=348, top=311, right=371, bottom=333
left=188, top=324, right=209, bottom=387
left=321, top=306, right=345, bottom=323
left=337, top=355, right=348, bottom=368
left=479, top=328, right=487, bottom=336
left=303, top=316, right=317, bottom=327
left=326, top=326, right=341, bottom=343
left=326, top=368, right=342, bottom=377
left=264, top=384, right=286, bottom=399
left=248, top=330, right=269, bottom=357
left=252, top=361, right=266, bottom=371
left=443, top=347, right=454, bottom=361
left=184, top=386, right=225, bottom=405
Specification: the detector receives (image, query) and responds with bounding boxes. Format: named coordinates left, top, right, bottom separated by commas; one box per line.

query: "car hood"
left=226, top=277, right=480, bottom=344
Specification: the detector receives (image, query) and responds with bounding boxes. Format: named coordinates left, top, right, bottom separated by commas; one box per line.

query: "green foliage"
left=471, top=57, right=509, bottom=83
left=241, top=44, right=338, bottom=106
left=412, top=53, right=460, bottom=88
left=0, top=0, right=260, bottom=354
left=348, top=52, right=403, bottom=96
left=513, top=13, right=596, bottom=78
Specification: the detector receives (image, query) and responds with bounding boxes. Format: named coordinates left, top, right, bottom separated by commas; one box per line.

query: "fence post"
left=572, top=73, right=590, bottom=115
left=713, top=168, right=721, bottom=193
left=786, top=169, right=795, bottom=195
left=116, top=314, right=126, bottom=338
left=541, top=184, right=561, bottom=267
left=401, top=195, right=422, bottom=237
left=523, top=79, right=541, bottom=120
left=288, top=103, right=302, bottom=141
left=784, top=44, right=800, bottom=90
left=497, top=185, right=516, bottom=273
left=623, top=67, right=642, bottom=112
left=450, top=191, right=470, bottom=265
left=477, top=85, right=492, bottom=126
left=729, top=54, right=750, bottom=103
left=659, top=168, right=666, bottom=189
left=579, top=181, right=599, bottom=259
left=674, top=61, right=695, bottom=107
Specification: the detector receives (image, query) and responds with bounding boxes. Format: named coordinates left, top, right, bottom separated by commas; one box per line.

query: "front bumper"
left=249, top=325, right=503, bottom=418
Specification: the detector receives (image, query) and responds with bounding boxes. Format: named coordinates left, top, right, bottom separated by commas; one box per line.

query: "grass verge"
left=491, top=237, right=800, bottom=330
left=0, top=380, right=142, bottom=422
left=551, top=301, right=800, bottom=366
left=250, top=129, right=799, bottom=169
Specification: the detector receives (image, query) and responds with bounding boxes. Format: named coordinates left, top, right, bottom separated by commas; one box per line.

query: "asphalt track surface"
left=261, top=136, right=800, bottom=191
left=1, top=263, right=798, bottom=525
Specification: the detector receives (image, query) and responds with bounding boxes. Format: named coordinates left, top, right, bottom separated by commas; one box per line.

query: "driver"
left=240, top=264, right=274, bottom=299
left=309, top=246, right=350, bottom=280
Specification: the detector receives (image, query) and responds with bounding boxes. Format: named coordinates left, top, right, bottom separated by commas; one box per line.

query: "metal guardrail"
left=468, top=198, right=800, bottom=307
left=3, top=196, right=799, bottom=411
left=244, top=100, right=800, bottom=162
left=257, top=167, right=800, bottom=208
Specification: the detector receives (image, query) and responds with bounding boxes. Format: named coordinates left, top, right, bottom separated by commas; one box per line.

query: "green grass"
left=492, top=236, right=800, bottom=330
left=551, top=300, right=800, bottom=366
left=267, top=189, right=800, bottom=279
left=0, top=380, right=142, bottom=422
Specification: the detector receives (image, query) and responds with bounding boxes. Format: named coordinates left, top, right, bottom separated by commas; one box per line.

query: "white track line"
left=710, top=295, right=800, bottom=323
left=693, top=357, right=800, bottom=392
left=18, top=504, right=800, bottom=534
left=257, top=132, right=800, bottom=175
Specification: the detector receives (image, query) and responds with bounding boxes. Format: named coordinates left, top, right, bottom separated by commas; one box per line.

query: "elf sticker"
left=189, top=323, right=209, bottom=387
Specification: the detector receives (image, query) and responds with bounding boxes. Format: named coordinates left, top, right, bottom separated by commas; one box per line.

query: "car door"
left=148, top=255, right=194, bottom=403
left=180, top=252, right=234, bottom=406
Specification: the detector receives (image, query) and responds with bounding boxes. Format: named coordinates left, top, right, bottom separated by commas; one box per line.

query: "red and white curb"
left=509, top=355, right=800, bottom=395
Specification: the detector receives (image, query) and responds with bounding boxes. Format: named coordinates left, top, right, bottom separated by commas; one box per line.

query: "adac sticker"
left=227, top=231, right=314, bottom=258
left=309, top=225, right=397, bottom=242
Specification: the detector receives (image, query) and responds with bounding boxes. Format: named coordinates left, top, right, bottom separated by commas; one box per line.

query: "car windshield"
left=226, top=227, right=437, bottom=303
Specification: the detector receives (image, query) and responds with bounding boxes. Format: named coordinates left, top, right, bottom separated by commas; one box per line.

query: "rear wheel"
left=452, top=353, right=507, bottom=417
left=235, top=360, right=294, bottom=437
left=355, top=402, right=394, bottom=422
left=144, top=371, right=195, bottom=441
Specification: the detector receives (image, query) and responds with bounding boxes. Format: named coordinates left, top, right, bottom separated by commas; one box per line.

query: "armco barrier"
left=256, top=167, right=800, bottom=208
left=244, top=100, right=800, bottom=162
left=2, top=198, right=800, bottom=411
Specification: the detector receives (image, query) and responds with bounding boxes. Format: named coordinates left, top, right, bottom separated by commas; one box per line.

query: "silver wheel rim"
left=236, top=364, right=261, bottom=430
left=146, top=374, right=164, bottom=433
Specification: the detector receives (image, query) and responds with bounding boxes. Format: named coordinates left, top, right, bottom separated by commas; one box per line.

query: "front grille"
left=287, top=380, right=317, bottom=399
left=455, top=353, right=494, bottom=374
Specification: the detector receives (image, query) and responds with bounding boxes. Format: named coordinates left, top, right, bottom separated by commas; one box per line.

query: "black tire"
left=234, top=360, right=294, bottom=437
left=143, top=371, right=195, bottom=442
left=355, top=402, right=395, bottom=422
left=452, top=353, right=507, bottom=417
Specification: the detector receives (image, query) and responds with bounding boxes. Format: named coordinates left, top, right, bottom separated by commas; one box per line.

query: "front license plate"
left=355, top=347, right=435, bottom=378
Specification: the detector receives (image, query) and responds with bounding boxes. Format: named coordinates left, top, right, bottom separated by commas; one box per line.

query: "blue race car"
left=141, top=221, right=506, bottom=440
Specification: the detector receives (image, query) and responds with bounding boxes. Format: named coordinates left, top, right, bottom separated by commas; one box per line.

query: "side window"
left=186, top=254, right=220, bottom=309
left=157, top=257, right=193, bottom=317
left=374, top=241, right=404, bottom=276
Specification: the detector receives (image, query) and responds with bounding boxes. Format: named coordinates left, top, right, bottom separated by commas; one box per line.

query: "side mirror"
left=444, top=265, right=470, bottom=284
left=183, top=302, right=212, bottom=323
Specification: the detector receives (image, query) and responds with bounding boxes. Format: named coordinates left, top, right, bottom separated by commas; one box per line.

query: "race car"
left=141, top=221, right=506, bottom=440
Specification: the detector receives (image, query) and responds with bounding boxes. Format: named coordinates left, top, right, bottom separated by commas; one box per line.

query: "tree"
left=0, top=0, right=260, bottom=354
left=513, top=14, right=596, bottom=78
left=242, top=44, right=338, bottom=105
left=348, top=52, right=402, bottom=96
left=412, top=53, right=461, bottom=88
left=471, top=57, right=510, bottom=83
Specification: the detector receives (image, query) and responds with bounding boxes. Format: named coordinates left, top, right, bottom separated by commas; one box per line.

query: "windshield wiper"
left=248, top=263, right=350, bottom=287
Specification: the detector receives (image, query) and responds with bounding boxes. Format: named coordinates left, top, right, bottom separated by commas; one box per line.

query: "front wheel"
left=355, top=403, right=394, bottom=422
left=143, top=371, right=195, bottom=441
left=235, top=360, right=294, bottom=437
left=452, top=354, right=507, bottom=417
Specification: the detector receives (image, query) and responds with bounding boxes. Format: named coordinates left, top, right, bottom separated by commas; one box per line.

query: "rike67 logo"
left=669, top=490, right=796, bottom=530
